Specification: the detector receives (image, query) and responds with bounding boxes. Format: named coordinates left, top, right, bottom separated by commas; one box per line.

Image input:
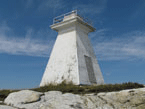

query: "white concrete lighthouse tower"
left=40, top=10, right=104, bottom=86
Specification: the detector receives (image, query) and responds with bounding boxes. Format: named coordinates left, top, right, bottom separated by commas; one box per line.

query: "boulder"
left=4, top=90, right=43, bottom=108
left=39, top=88, right=145, bottom=109
left=97, top=88, right=145, bottom=109
left=3, top=88, right=145, bottom=109
left=39, top=91, right=84, bottom=109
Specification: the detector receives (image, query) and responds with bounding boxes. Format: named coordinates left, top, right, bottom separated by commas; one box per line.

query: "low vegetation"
left=32, top=82, right=144, bottom=94
left=0, top=82, right=144, bottom=102
left=0, top=89, right=19, bottom=101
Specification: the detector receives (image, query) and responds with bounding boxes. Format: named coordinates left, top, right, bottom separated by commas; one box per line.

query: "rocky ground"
left=0, top=88, right=145, bottom=109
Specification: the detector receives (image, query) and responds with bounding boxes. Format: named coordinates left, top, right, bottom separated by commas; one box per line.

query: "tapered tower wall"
left=40, top=26, right=79, bottom=86
left=76, top=24, right=104, bottom=85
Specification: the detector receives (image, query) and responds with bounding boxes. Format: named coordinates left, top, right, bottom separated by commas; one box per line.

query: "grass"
left=0, top=82, right=144, bottom=102
left=0, top=90, right=19, bottom=101
left=32, top=82, right=144, bottom=94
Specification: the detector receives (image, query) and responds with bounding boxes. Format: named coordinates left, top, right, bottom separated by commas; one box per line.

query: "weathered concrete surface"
left=3, top=88, right=145, bottom=109
left=76, top=26, right=104, bottom=85
left=40, top=13, right=104, bottom=86
left=40, top=28, right=79, bottom=86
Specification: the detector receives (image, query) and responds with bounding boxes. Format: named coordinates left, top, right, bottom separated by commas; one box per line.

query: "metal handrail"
left=53, top=10, right=77, bottom=24
left=53, top=10, right=93, bottom=26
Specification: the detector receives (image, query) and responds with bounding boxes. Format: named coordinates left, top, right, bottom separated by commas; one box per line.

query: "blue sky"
left=0, top=0, right=145, bottom=89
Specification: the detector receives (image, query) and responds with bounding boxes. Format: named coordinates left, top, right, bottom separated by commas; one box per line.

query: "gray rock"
left=0, top=105, right=16, bottom=109
left=40, top=91, right=84, bottom=109
left=97, top=88, right=145, bottom=109
left=4, top=90, right=43, bottom=108
left=3, top=88, right=145, bottom=109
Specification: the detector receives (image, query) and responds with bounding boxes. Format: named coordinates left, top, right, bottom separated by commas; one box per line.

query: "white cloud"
left=1, top=22, right=145, bottom=61
left=0, top=22, right=54, bottom=57
left=0, top=35, right=54, bottom=57
left=92, top=30, right=145, bottom=60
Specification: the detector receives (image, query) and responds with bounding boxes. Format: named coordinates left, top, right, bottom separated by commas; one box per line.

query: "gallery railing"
left=53, top=10, right=93, bottom=26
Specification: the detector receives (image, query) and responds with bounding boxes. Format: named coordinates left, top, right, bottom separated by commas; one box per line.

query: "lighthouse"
left=40, top=10, right=104, bottom=86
